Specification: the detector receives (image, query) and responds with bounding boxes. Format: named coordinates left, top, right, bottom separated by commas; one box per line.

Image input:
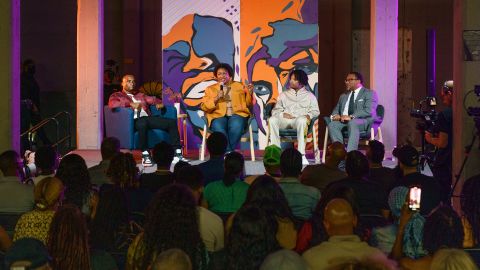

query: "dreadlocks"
left=106, top=152, right=139, bottom=189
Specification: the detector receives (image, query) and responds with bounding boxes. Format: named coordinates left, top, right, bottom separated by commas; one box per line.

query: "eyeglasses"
left=345, top=78, right=358, bottom=82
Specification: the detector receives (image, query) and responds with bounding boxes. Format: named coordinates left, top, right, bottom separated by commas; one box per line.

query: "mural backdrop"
left=162, top=0, right=318, bottom=150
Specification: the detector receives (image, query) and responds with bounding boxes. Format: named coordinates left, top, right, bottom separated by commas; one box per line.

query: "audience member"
left=328, top=256, right=398, bottom=270
left=196, top=131, right=228, bottom=185
left=227, top=175, right=297, bottom=249
left=430, top=248, right=478, bottom=270
left=32, top=145, right=58, bottom=185
left=269, top=69, right=320, bottom=165
left=173, top=160, right=190, bottom=181
left=55, top=154, right=97, bottom=216
left=150, top=248, right=192, bottom=270
left=392, top=144, right=442, bottom=216
left=460, top=174, right=480, bottom=248
left=260, top=249, right=309, bottom=270
left=4, top=238, right=51, bottom=270
left=0, top=225, right=12, bottom=252
left=176, top=165, right=224, bottom=253
left=295, top=186, right=359, bottom=254
left=366, top=140, right=397, bottom=194
left=397, top=206, right=464, bottom=270
left=302, top=198, right=387, bottom=270
left=140, top=142, right=175, bottom=193
left=300, top=142, right=347, bottom=191
left=89, top=137, right=120, bottom=186
left=326, top=150, right=389, bottom=220
left=370, top=187, right=426, bottom=258
left=244, top=144, right=282, bottom=184
left=202, top=151, right=249, bottom=214
left=14, top=177, right=64, bottom=244
left=278, top=148, right=320, bottom=220
left=0, top=150, right=34, bottom=213
left=227, top=206, right=280, bottom=270
left=126, top=185, right=208, bottom=270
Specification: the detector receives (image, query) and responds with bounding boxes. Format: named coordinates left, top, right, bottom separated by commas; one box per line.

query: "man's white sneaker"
left=142, top=154, right=154, bottom=167
left=302, top=155, right=309, bottom=165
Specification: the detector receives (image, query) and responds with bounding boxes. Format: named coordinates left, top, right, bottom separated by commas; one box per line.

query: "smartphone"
left=408, top=186, right=422, bottom=211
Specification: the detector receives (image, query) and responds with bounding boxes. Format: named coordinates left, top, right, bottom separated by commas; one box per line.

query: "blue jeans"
left=211, top=114, right=248, bottom=152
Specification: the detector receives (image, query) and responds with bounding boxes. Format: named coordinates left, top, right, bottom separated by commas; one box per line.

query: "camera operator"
left=424, top=80, right=453, bottom=204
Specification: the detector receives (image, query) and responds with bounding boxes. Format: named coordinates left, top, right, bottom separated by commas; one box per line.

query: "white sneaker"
left=302, top=155, right=309, bottom=165
left=142, top=154, right=154, bottom=167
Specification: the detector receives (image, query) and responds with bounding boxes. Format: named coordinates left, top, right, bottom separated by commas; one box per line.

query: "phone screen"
left=408, top=186, right=422, bottom=211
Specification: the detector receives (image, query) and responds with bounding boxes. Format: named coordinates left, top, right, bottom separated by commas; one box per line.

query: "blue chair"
left=199, top=115, right=256, bottom=161
left=104, top=105, right=177, bottom=150
left=264, top=103, right=320, bottom=163
left=322, top=104, right=384, bottom=163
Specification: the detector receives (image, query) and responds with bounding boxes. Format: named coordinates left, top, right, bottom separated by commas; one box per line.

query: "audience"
left=176, top=165, right=224, bottom=253
left=202, top=151, right=249, bottom=215
left=227, top=206, right=280, bottom=270
left=4, top=238, right=51, bottom=270
left=14, top=177, right=64, bottom=244
left=0, top=150, right=34, bottom=213
left=139, top=142, right=175, bottom=193
left=302, top=198, right=387, bottom=270
left=88, top=137, right=120, bottom=186
left=55, top=154, right=97, bottom=216
left=126, top=184, right=208, bottom=270
left=196, top=132, right=228, bottom=185
left=0, top=225, right=12, bottom=252
left=300, top=141, right=347, bottom=191
left=278, top=148, right=320, bottom=220
left=460, top=174, right=480, bottom=248
left=260, top=249, right=309, bottom=270
left=366, top=140, right=397, bottom=195
left=244, top=144, right=282, bottom=184
left=430, top=248, right=479, bottom=270
left=150, top=248, right=192, bottom=270
left=32, top=145, right=58, bottom=185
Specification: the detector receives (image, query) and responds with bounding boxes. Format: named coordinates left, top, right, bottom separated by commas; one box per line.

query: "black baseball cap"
left=393, top=144, right=419, bottom=167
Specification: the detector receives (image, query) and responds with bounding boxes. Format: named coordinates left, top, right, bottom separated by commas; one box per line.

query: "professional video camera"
left=410, top=96, right=438, bottom=133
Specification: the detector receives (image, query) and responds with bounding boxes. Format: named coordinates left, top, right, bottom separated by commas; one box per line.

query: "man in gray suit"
left=328, top=72, right=378, bottom=152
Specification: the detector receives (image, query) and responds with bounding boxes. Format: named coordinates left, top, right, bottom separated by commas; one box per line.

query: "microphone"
left=220, top=82, right=224, bottom=91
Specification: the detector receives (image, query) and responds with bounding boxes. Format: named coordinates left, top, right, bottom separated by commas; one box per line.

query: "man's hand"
left=331, top=114, right=341, bottom=121
left=340, top=115, right=352, bottom=122
left=398, top=204, right=414, bottom=231
left=155, top=103, right=164, bottom=109
left=130, top=102, right=141, bottom=110
left=283, top=113, right=295, bottom=119
left=424, top=131, right=433, bottom=143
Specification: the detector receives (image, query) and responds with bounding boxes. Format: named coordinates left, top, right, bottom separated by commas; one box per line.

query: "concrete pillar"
left=0, top=0, right=20, bottom=152
left=370, top=0, right=398, bottom=151
left=77, top=0, right=103, bottom=149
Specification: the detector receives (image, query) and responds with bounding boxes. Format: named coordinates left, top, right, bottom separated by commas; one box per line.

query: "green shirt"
left=204, top=180, right=249, bottom=213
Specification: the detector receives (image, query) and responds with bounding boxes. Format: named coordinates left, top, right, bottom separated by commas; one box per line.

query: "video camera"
left=410, top=96, right=438, bottom=133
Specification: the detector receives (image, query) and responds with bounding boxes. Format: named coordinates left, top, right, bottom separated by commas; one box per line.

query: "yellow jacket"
left=200, top=81, right=252, bottom=125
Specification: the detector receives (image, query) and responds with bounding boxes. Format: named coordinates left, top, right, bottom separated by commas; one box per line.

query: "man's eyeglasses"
left=345, top=78, right=358, bottom=82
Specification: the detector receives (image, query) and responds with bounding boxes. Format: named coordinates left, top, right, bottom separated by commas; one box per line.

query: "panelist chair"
left=199, top=114, right=256, bottom=161
left=322, top=104, right=384, bottom=163
left=264, top=103, right=320, bottom=163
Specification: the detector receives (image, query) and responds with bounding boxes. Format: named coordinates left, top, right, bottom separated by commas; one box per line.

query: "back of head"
left=345, top=151, right=369, bottom=178
left=323, top=198, right=356, bottom=236
left=280, top=148, right=302, bottom=178
left=431, top=248, right=478, bottom=270
left=260, top=249, right=309, bottom=270
left=207, top=132, right=227, bottom=157
left=423, top=206, right=464, bottom=254
left=35, top=146, right=58, bottom=171
left=387, top=186, right=408, bottom=218
left=151, top=248, right=192, bottom=270
left=246, top=175, right=292, bottom=218
left=176, top=165, right=205, bottom=190
left=366, top=140, right=385, bottom=164
left=0, top=150, right=19, bottom=176
left=461, top=175, right=480, bottom=245
left=5, top=238, right=50, bottom=270
left=392, top=144, right=419, bottom=168
left=100, top=137, right=120, bottom=160
left=107, top=152, right=139, bottom=188
left=173, top=161, right=191, bottom=180
left=223, top=151, right=245, bottom=186
left=328, top=142, right=347, bottom=164
left=34, top=177, right=64, bottom=211
left=153, top=142, right=174, bottom=167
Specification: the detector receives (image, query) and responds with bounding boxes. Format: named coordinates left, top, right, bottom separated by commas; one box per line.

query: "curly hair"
left=47, top=204, right=90, bottom=270
left=423, top=206, right=464, bottom=254
left=345, top=150, right=369, bottom=179
left=137, top=184, right=205, bottom=270
left=55, top=154, right=92, bottom=209
left=223, top=151, right=245, bottom=187
left=106, top=152, right=139, bottom=189
left=214, top=63, right=234, bottom=78
left=461, top=174, right=480, bottom=246
left=288, top=69, right=309, bottom=87
left=89, top=185, right=129, bottom=250
left=246, top=175, right=293, bottom=220
left=227, top=205, right=280, bottom=270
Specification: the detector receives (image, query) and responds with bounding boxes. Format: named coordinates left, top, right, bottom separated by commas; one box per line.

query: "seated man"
left=195, top=132, right=227, bottom=186
left=328, top=72, right=378, bottom=152
left=108, top=74, right=183, bottom=165
left=269, top=69, right=319, bottom=165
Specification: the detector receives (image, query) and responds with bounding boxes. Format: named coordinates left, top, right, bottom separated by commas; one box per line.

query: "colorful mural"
left=162, top=0, right=318, bottom=150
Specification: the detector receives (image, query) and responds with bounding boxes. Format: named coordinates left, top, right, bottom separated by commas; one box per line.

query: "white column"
left=77, top=0, right=104, bottom=149
left=370, top=0, right=398, bottom=151
left=0, top=0, right=20, bottom=152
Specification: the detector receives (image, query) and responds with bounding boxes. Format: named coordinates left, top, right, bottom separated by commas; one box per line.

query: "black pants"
left=134, top=116, right=180, bottom=151
left=432, top=164, right=452, bottom=204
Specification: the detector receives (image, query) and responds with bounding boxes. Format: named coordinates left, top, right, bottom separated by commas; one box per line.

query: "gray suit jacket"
left=331, top=87, right=378, bottom=124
